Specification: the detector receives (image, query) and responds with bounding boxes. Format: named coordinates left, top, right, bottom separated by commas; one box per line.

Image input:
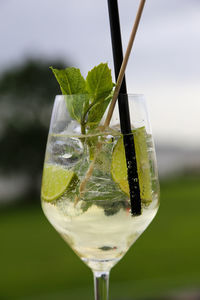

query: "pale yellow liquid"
left=42, top=131, right=159, bottom=271
left=42, top=198, right=158, bottom=271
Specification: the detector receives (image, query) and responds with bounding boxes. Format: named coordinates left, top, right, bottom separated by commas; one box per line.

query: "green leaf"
left=65, top=94, right=90, bottom=124
left=50, top=67, right=89, bottom=124
left=86, top=63, right=114, bottom=102
left=87, top=94, right=112, bottom=128
left=50, top=67, right=86, bottom=95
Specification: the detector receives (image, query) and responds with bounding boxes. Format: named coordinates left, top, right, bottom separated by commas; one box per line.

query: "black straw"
left=107, top=0, right=141, bottom=215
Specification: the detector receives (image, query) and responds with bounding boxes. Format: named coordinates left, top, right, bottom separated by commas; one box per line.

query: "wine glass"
left=41, top=94, right=159, bottom=300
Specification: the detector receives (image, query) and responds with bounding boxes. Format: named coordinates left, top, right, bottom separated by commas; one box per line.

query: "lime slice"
left=41, top=164, right=78, bottom=202
left=111, top=127, right=152, bottom=204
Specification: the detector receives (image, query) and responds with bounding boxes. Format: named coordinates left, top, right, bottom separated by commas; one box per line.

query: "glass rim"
left=54, top=93, right=145, bottom=97
left=50, top=93, right=150, bottom=136
left=54, top=93, right=147, bottom=107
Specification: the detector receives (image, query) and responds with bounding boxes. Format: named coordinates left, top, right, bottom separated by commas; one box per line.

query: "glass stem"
left=93, top=271, right=110, bottom=300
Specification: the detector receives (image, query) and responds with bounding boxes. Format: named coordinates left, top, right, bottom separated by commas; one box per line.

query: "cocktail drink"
left=41, top=65, right=159, bottom=299
left=40, top=0, right=156, bottom=297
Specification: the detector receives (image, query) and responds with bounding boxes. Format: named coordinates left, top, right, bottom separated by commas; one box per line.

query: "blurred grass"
left=1, top=175, right=200, bottom=300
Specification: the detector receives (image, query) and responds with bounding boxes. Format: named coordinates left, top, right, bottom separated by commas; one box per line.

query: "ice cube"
left=50, top=136, right=84, bottom=167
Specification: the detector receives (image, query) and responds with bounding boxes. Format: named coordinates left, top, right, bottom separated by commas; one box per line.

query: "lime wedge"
left=41, top=164, right=78, bottom=202
left=111, top=127, right=152, bottom=204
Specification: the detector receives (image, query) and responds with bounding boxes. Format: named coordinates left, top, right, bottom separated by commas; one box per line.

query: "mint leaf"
left=87, top=94, right=112, bottom=128
left=50, top=67, right=86, bottom=94
left=50, top=67, right=89, bottom=125
left=65, top=94, right=90, bottom=124
left=86, top=63, right=114, bottom=102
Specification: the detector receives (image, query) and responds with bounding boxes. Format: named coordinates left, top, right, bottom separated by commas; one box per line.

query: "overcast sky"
left=1, top=0, right=200, bottom=147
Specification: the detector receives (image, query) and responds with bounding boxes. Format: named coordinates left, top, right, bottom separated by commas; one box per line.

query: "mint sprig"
left=50, top=63, right=114, bottom=134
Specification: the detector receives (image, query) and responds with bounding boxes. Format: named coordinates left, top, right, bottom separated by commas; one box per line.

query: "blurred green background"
left=0, top=59, right=200, bottom=300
